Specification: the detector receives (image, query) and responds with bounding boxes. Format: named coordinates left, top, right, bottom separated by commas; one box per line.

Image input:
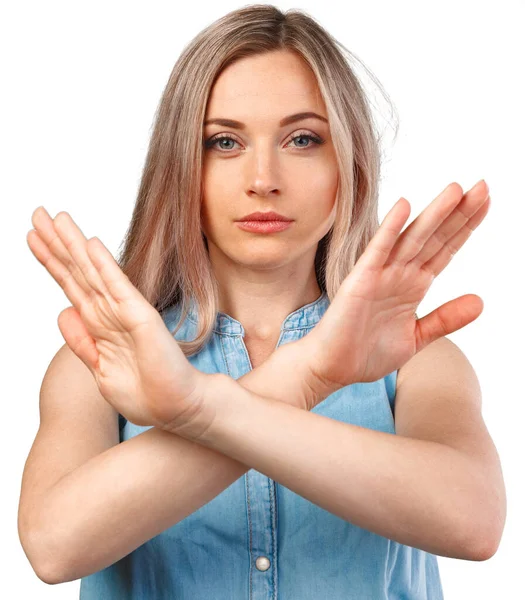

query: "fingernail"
left=475, top=178, right=489, bottom=192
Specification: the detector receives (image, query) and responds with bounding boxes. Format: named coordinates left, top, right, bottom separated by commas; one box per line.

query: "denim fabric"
left=80, top=291, right=444, bottom=599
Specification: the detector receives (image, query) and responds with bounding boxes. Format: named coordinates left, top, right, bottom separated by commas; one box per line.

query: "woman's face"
left=201, top=49, right=339, bottom=271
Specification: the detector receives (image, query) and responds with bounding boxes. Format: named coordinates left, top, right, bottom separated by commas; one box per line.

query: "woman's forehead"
left=207, top=53, right=321, bottom=108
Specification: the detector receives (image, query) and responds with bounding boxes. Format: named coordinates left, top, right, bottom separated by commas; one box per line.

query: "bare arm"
left=181, top=374, right=496, bottom=563
left=24, top=340, right=316, bottom=585
left=22, top=203, right=326, bottom=585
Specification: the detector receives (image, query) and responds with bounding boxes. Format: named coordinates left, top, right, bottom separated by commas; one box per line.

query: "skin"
left=21, top=53, right=499, bottom=578
left=25, top=52, right=492, bottom=435
left=201, top=49, right=339, bottom=346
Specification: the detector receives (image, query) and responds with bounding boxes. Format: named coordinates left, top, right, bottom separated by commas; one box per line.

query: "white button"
left=255, top=556, right=271, bottom=571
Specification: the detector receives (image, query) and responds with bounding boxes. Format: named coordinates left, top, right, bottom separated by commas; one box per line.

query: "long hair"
left=115, top=4, right=399, bottom=357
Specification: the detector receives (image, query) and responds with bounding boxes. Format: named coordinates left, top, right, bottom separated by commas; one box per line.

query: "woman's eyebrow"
left=203, top=111, right=328, bottom=130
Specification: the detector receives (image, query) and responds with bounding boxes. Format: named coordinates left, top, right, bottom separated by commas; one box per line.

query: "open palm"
left=305, top=180, right=491, bottom=392
left=27, top=208, right=210, bottom=431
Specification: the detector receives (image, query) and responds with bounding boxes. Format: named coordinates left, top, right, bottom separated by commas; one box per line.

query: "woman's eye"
left=204, top=134, right=239, bottom=152
left=204, top=132, right=324, bottom=152
left=287, top=133, right=324, bottom=149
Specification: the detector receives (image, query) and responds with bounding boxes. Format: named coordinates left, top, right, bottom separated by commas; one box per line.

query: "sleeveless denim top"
left=79, top=291, right=444, bottom=599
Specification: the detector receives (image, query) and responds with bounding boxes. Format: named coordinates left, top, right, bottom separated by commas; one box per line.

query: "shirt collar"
left=187, top=291, right=329, bottom=335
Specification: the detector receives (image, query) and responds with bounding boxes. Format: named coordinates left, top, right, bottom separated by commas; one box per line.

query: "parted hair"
left=115, top=4, right=398, bottom=357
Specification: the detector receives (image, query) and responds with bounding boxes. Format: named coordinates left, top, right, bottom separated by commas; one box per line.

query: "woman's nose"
left=246, top=145, right=280, bottom=197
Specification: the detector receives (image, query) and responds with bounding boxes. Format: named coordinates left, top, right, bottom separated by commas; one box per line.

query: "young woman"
left=18, top=5, right=505, bottom=599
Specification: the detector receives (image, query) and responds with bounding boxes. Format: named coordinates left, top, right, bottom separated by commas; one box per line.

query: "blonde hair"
left=115, top=4, right=399, bottom=358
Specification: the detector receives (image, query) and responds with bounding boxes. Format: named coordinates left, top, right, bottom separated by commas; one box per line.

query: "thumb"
left=57, top=306, right=100, bottom=374
left=415, top=294, right=484, bottom=352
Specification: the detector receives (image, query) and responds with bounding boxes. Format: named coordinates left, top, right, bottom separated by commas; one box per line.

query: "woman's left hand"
left=304, top=180, right=491, bottom=399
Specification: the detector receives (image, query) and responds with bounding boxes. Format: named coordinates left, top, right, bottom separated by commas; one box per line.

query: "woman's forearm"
left=189, top=379, right=493, bottom=562
left=30, top=345, right=313, bottom=585
left=32, top=425, right=248, bottom=584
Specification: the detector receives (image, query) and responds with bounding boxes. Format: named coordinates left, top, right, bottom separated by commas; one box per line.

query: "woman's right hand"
left=27, top=207, right=215, bottom=435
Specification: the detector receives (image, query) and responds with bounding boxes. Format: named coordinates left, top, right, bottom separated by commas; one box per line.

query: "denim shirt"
left=79, top=291, right=444, bottom=599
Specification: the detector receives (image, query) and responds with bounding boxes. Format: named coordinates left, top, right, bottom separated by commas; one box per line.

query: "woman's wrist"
left=236, top=337, right=336, bottom=411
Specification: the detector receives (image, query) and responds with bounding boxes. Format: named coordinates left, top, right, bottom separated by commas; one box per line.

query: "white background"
left=2, top=0, right=523, bottom=597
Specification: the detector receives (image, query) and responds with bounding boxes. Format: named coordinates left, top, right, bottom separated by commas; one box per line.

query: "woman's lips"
left=235, top=220, right=294, bottom=233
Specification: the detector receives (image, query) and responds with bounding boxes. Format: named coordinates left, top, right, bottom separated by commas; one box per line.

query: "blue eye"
left=205, top=134, right=239, bottom=151
left=204, top=132, right=324, bottom=152
left=288, top=133, right=324, bottom=149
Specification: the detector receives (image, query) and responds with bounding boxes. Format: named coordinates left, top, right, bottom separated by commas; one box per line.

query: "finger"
left=86, top=236, right=145, bottom=306
left=421, top=195, right=491, bottom=277
left=57, top=306, right=100, bottom=373
left=31, top=206, right=94, bottom=297
left=414, top=294, right=484, bottom=352
left=27, top=228, right=90, bottom=310
left=409, top=183, right=490, bottom=268
left=385, top=182, right=469, bottom=267
left=52, top=211, right=112, bottom=298
left=355, top=197, right=412, bottom=272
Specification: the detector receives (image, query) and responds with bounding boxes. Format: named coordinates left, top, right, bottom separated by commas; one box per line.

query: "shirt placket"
left=219, top=331, right=282, bottom=599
